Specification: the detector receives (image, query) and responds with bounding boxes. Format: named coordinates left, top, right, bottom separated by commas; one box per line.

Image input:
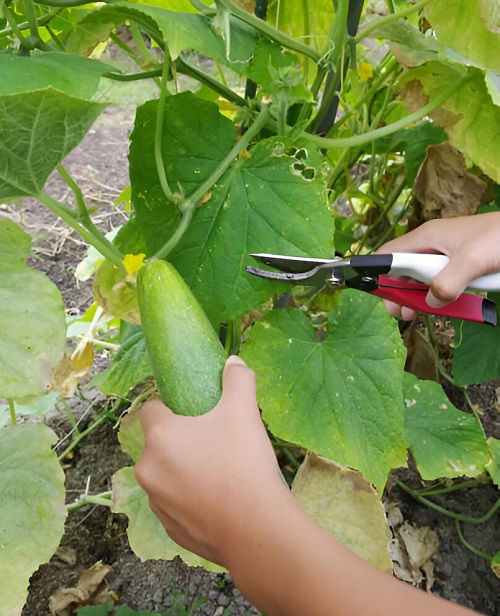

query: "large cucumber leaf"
left=404, top=373, right=489, bottom=480
left=112, top=466, right=224, bottom=572
left=424, top=0, right=500, bottom=72
left=0, top=217, right=66, bottom=401
left=0, top=51, right=115, bottom=99
left=240, top=290, right=407, bottom=491
left=403, top=63, right=500, bottom=183
left=0, top=89, right=105, bottom=199
left=452, top=295, right=500, bottom=385
left=291, top=453, right=392, bottom=572
left=0, top=424, right=66, bottom=616
left=130, top=92, right=334, bottom=323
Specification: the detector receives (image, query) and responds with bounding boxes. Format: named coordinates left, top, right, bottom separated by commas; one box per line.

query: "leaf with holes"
left=112, top=467, right=224, bottom=571
left=0, top=424, right=66, bottom=616
left=404, top=373, right=489, bottom=480
left=241, top=290, right=407, bottom=490
left=130, top=92, right=334, bottom=323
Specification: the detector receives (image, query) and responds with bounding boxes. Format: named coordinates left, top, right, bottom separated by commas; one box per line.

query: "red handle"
left=371, top=276, right=496, bottom=325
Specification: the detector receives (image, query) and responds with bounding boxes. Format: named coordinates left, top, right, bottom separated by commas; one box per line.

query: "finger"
left=139, top=398, right=174, bottom=435
left=401, top=306, right=417, bottom=321
left=377, top=220, right=443, bottom=255
left=427, top=255, right=479, bottom=307
left=383, top=299, right=402, bottom=318
left=219, top=355, right=259, bottom=413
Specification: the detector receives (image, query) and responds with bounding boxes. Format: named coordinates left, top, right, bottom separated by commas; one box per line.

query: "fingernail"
left=226, top=355, right=247, bottom=367
left=425, top=291, right=447, bottom=309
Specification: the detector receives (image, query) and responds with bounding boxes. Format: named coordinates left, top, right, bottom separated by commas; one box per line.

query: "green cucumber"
left=137, top=259, right=226, bottom=415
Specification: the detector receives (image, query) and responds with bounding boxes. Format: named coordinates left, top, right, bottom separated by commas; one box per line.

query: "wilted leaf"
left=413, top=143, right=488, bottom=221
left=0, top=424, right=66, bottom=616
left=403, top=328, right=438, bottom=382
left=111, top=467, right=223, bottom=571
left=94, top=260, right=141, bottom=325
left=402, top=64, right=500, bottom=183
left=452, top=294, right=500, bottom=385
left=404, top=373, right=489, bottom=479
left=241, top=290, right=407, bottom=490
left=118, top=405, right=145, bottom=463
left=0, top=89, right=105, bottom=199
left=291, top=453, right=392, bottom=572
left=130, top=93, right=334, bottom=323
left=424, top=0, right=500, bottom=72
left=49, top=562, right=113, bottom=616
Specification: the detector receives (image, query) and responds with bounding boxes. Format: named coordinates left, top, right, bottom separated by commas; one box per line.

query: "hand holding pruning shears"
left=247, top=212, right=500, bottom=325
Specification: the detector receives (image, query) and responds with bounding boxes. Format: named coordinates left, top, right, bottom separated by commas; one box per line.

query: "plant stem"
left=46, top=24, right=65, bottom=50
left=25, top=0, right=41, bottom=39
left=395, top=478, right=500, bottom=525
left=418, top=479, right=484, bottom=497
left=385, top=0, right=395, bottom=13
left=57, top=165, right=124, bottom=264
left=355, top=0, right=434, bottom=43
left=454, top=520, right=492, bottom=562
left=155, top=50, right=179, bottom=205
left=3, top=4, right=32, bottom=47
left=37, top=192, right=125, bottom=274
left=8, top=400, right=17, bottom=426
left=152, top=106, right=270, bottom=261
left=58, top=412, right=109, bottom=461
left=66, top=491, right=112, bottom=512
left=216, top=0, right=320, bottom=62
left=105, top=69, right=163, bottom=81
left=34, top=0, right=110, bottom=6
left=0, top=8, right=61, bottom=38
left=175, top=58, right=246, bottom=106
left=306, top=76, right=470, bottom=149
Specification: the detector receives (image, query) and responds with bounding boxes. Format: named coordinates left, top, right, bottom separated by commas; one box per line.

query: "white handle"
left=390, top=253, right=500, bottom=292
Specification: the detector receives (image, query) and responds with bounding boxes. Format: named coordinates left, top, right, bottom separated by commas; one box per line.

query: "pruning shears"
left=246, top=253, right=500, bottom=326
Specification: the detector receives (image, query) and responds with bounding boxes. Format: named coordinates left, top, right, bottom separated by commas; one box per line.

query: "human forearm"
left=227, top=489, right=480, bottom=616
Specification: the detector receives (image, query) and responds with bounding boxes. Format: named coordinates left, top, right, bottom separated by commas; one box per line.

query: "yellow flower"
left=357, top=62, right=373, bottom=82
left=123, top=253, right=146, bottom=275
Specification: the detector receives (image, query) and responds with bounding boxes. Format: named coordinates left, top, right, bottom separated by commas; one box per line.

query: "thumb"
left=219, top=355, right=258, bottom=411
left=427, top=256, right=475, bottom=308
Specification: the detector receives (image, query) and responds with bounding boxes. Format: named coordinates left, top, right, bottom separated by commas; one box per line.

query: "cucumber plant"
left=0, top=0, right=499, bottom=613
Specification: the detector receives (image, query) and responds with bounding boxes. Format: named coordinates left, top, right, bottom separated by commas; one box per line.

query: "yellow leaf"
left=357, top=62, right=373, bottom=81
left=123, top=253, right=146, bottom=275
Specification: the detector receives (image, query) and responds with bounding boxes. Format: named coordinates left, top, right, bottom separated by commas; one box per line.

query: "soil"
left=5, top=91, right=499, bottom=615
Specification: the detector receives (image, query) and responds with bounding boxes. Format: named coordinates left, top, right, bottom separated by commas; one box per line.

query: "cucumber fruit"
left=137, top=259, right=226, bottom=415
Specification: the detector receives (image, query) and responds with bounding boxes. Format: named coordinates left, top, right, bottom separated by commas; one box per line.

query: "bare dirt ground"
left=4, top=101, right=499, bottom=615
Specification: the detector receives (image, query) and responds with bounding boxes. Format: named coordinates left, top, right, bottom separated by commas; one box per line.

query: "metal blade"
left=250, top=253, right=341, bottom=273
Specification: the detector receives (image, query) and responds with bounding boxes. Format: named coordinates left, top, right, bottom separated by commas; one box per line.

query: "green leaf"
left=0, top=89, right=106, bottom=199
left=452, top=294, right=500, bottom=385
left=0, top=218, right=66, bottom=401
left=478, top=0, right=500, bottom=33
left=374, top=20, right=438, bottom=67
left=240, top=290, right=407, bottom=490
left=91, top=329, right=152, bottom=396
left=93, top=2, right=256, bottom=71
left=486, top=437, right=500, bottom=486
left=403, top=373, right=489, bottom=480
left=268, top=0, right=335, bottom=52
left=404, top=64, right=500, bottom=183
left=130, top=92, right=334, bottom=322
left=0, top=51, right=115, bottom=99
left=291, top=453, right=392, bottom=572
left=0, top=216, right=31, bottom=263
left=112, top=466, right=224, bottom=571
left=0, top=424, right=66, bottom=615
left=425, top=0, right=500, bottom=72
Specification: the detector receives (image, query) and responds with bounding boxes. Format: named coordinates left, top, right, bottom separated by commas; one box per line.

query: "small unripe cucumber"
left=138, top=260, right=226, bottom=415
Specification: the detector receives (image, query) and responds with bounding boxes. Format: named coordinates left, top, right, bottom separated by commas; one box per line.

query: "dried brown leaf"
left=49, top=561, right=112, bottom=616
